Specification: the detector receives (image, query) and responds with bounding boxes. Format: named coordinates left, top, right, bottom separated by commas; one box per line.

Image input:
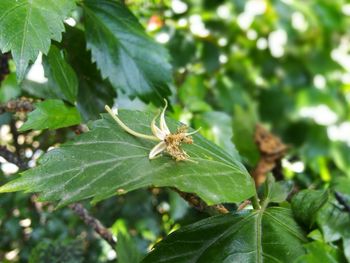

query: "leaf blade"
left=18, top=99, right=81, bottom=131
left=44, top=45, right=78, bottom=103
left=83, top=0, right=172, bottom=105
left=1, top=110, right=255, bottom=206
left=0, top=0, right=76, bottom=80
left=142, top=207, right=307, bottom=263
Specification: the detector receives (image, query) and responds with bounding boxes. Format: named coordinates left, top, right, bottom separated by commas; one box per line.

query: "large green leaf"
left=143, top=206, right=307, bottom=263
left=43, top=45, right=78, bottom=104
left=83, top=0, right=172, bottom=105
left=18, top=99, right=81, bottom=131
left=0, top=110, right=255, bottom=206
left=0, top=0, right=76, bottom=81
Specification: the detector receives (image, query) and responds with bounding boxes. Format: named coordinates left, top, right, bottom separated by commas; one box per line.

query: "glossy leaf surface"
left=1, top=110, right=255, bottom=207
left=143, top=207, right=306, bottom=263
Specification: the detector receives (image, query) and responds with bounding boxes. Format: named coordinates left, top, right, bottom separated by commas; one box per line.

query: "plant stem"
left=171, top=188, right=229, bottom=215
left=250, top=194, right=261, bottom=210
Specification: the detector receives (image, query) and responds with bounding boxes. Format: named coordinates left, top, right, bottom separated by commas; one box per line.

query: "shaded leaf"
left=83, top=0, right=172, bottom=105
left=1, top=110, right=255, bottom=207
left=291, top=189, right=328, bottom=228
left=0, top=0, right=76, bottom=80
left=331, top=143, right=350, bottom=178
left=232, top=104, right=259, bottom=166
left=116, top=231, right=142, bottom=263
left=43, top=45, right=78, bottom=103
left=61, top=27, right=116, bottom=121
left=261, top=175, right=293, bottom=204
left=21, top=79, right=58, bottom=100
left=316, top=197, right=350, bottom=243
left=19, top=99, right=81, bottom=131
left=143, top=207, right=306, bottom=263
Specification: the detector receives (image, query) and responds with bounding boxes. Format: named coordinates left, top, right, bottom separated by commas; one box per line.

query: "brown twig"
left=0, top=98, right=34, bottom=114
left=0, top=146, right=28, bottom=170
left=69, top=203, right=117, bottom=249
left=237, top=200, right=251, bottom=211
left=172, top=188, right=228, bottom=215
left=252, top=124, right=287, bottom=188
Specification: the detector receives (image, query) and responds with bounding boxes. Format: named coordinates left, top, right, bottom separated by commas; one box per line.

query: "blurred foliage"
left=1, top=0, right=350, bottom=262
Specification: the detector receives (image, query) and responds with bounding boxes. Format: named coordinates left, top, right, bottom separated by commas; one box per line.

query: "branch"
left=69, top=203, right=117, bottom=249
left=0, top=146, right=28, bottom=170
left=171, top=188, right=228, bottom=215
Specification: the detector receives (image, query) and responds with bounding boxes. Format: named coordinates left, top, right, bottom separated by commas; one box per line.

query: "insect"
left=105, top=100, right=200, bottom=161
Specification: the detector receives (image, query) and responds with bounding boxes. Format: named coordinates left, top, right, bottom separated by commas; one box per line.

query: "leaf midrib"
left=19, top=1, right=33, bottom=69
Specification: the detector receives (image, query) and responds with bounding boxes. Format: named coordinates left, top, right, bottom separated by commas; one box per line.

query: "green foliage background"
left=0, top=0, right=350, bottom=262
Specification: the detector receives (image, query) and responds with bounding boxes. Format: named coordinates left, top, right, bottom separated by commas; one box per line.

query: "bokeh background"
left=1, top=0, right=350, bottom=261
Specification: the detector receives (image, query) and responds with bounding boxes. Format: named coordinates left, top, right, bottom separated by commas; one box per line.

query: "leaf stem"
left=105, top=105, right=160, bottom=141
left=250, top=194, right=261, bottom=210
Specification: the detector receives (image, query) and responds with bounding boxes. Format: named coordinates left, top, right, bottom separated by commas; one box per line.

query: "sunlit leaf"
left=19, top=99, right=81, bottom=131
left=1, top=110, right=255, bottom=207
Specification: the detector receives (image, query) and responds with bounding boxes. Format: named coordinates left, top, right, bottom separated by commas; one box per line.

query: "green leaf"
left=261, top=175, right=293, bottom=204
left=1, top=110, right=255, bottom=207
left=0, top=0, right=76, bottom=81
left=116, top=231, right=142, bottom=263
left=19, top=99, right=81, bottom=131
left=143, top=207, right=307, bottom=263
left=316, top=197, right=350, bottom=243
left=331, top=143, right=350, bottom=177
left=44, top=45, right=78, bottom=103
left=294, top=241, right=346, bottom=263
left=0, top=73, right=20, bottom=103
left=61, top=27, right=116, bottom=121
left=83, top=0, right=172, bottom=105
left=232, top=104, right=259, bottom=166
left=291, top=189, right=328, bottom=228
left=333, top=177, right=350, bottom=200
left=21, top=79, right=58, bottom=100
